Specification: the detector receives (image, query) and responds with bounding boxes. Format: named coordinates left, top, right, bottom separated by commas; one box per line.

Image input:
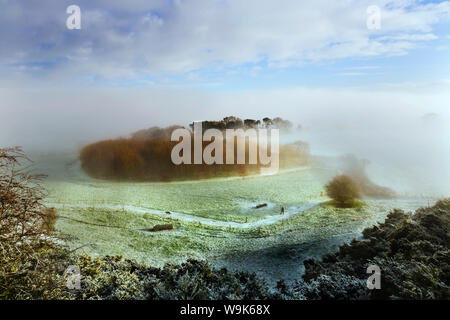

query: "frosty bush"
left=325, top=174, right=361, bottom=207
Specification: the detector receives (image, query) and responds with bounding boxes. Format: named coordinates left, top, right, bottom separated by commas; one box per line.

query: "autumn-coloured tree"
left=80, top=121, right=310, bottom=182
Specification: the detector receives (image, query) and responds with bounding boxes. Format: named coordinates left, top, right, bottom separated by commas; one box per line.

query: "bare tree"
left=0, top=147, right=49, bottom=245
left=0, top=147, right=66, bottom=299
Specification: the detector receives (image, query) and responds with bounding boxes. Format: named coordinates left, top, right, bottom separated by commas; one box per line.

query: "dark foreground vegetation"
left=299, top=199, right=450, bottom=299
left=1, top=148, right=448, bottom=300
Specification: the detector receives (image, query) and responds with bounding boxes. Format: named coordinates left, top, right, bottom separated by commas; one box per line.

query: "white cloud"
left=0, top=0, right=449, bottom=81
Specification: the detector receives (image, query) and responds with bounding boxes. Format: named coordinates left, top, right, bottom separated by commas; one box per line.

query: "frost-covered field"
left=43, top=159, right=330, bottom=223
left=34, top=152, right=433, bottom=283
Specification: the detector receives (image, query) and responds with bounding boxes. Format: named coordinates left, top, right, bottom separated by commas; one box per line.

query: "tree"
left=325, top=174, right=361, bottom=206
left=0, top=147, right=68, bottom=299
left=0, top=147, right=49, bottom=243
left=272, top=117, right=293, bottom=131
left=262, top=117, right=273, bottom=128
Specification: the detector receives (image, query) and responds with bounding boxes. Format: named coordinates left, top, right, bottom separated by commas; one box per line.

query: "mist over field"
left=1, top=83, right=449, bottom=196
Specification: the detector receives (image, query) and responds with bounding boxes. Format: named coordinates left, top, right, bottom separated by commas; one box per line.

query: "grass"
left=44, top=167, right=332, bottom=223
left=32, top=152, right=433, bottom=281
left=322, top=199, right=366, bottom=209
left=53, top=197, right=404, bottom=271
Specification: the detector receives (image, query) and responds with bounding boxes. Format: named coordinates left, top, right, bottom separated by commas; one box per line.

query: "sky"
left=0, top=0, right=449, bottom=89
left=0, top=0, right=450, bottom=194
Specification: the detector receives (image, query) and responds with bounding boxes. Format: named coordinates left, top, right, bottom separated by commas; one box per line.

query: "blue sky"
left=0, top=0, right=449, bottom=91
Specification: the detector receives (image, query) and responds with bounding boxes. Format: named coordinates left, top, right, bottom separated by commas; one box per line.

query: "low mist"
left=1, top=84, right=449, bottom=197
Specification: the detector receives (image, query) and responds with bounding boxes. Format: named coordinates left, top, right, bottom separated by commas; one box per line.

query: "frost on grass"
left=3, top=199, right=449, bottom=299
left=296, top=199, right=450, bottom=299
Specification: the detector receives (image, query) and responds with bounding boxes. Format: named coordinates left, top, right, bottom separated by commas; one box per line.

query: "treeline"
left=80, top=137, right=256, bottom=181
left=189, top=116, right=295, bottom=132
left=79, top=124, right=309, bottom=182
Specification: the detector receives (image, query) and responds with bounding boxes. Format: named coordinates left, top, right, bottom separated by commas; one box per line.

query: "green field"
left=35, top=152, right=432, bottom=283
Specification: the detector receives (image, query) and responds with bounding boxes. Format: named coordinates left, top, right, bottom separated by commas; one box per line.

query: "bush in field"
left=325, top=174, right=361, bottom=206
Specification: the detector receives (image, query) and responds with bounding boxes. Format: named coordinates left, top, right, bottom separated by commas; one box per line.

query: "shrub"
left=42, top=207, right=58, bottom=234
left=325, top=174, right=361, bottom=206
left=0, top=147, right=48, bottom=242
left=299, top=199, right=450, bottom=299
left=0, top=147, right=71, bottom=300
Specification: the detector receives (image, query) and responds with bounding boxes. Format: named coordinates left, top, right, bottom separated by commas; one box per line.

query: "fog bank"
left=1, top=83, right=449, bottom=196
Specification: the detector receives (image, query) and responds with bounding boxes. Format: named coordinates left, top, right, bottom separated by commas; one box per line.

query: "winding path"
left=46, top=201, right=320, bottom=229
